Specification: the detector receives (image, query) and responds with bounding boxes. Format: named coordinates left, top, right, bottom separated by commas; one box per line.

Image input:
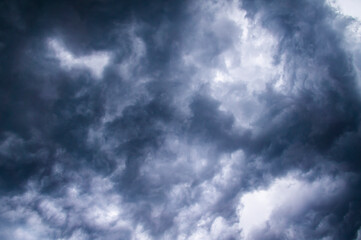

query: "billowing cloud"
left=0, top=0, right=361, bottom=239
left=48, top=38, right=111, bottom=79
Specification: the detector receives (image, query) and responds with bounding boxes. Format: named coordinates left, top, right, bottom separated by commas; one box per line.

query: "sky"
left=0, top=0, right=361, bottom=239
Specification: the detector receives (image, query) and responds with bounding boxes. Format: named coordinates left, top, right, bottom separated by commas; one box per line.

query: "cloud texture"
left=0, top=0, right=361, bottom=239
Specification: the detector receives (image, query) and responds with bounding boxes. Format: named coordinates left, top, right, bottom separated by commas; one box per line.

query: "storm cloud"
left=1, top=0, right=361, bottom=239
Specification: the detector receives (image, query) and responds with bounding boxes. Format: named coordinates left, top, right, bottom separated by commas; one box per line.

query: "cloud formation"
left=48, top=39, right=111, bottom=79
left=0, top=0, right=361, bottom=239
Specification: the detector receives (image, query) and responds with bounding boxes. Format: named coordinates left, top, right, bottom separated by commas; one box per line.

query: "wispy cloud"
left=48, top=38, right=111, bottom=79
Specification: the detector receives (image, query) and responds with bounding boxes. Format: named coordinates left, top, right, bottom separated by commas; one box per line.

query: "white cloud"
left=329, top=0, right=361, bottom=21
left=48, top=38, right=111, bottom=79
left=181, top=0, right=284, bottom=129
left=356, top=227, right=361, bottom=240
left=38, top=199, right=66, bottom=226
left=162, top=149, right=244, bottom=239
left=0, top=173, right=151, bottom=240
left=237, top=174, right=346, bottom=239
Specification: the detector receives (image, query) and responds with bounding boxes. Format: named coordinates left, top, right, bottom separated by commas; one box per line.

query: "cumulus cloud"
left=0, top=0, right=361, bottom=239
left=238, top=174, right=346, bottom=239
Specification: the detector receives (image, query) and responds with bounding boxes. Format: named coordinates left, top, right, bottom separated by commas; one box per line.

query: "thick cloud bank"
left=1, top=0, right=361, bottom=239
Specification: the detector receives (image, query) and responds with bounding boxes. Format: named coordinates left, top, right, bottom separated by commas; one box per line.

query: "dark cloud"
left=1, top=0, right=361, bottom=239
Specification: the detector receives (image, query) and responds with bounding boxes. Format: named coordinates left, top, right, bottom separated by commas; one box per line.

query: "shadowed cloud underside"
left=0, top=0, right=361, bottom=239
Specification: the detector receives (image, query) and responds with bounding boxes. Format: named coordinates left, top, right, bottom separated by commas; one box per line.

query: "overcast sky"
left=1, top=0, right=361, bottom=239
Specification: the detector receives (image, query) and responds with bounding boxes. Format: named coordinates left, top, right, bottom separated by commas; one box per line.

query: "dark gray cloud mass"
left=1, top=0, right=361, bottom=239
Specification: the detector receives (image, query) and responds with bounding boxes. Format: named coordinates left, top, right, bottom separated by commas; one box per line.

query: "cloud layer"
left=0, top=0, right=361, bottom=239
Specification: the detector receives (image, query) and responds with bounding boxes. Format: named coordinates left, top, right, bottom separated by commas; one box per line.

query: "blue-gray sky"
left=1, top=0, right=361, bottom=239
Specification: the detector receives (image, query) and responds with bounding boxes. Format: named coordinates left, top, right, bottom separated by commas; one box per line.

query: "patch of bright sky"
left=237, top=174, right=345, bottom=239
left=329, top=0, right=361, bottom=21
left=48, top=38, right=111, bottom=79
left=238, top=176, right=302, bottom=239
